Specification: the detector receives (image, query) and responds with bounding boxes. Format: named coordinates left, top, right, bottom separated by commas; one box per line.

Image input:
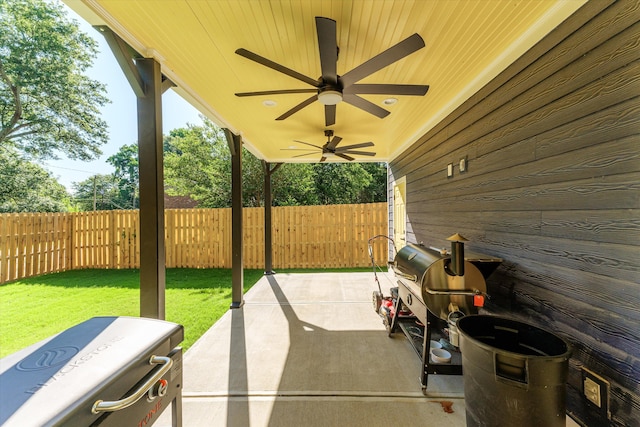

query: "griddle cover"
left=0, top=316, right=183, bottom=426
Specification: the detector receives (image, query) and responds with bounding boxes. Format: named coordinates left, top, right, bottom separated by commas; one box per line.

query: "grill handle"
left=395, top=279, right=487, bottom=298
left=392, top=270, right=418, bottom=283
left=92, top=355, right=173, bottom=414
left=423, top=287, right=486, bottom=297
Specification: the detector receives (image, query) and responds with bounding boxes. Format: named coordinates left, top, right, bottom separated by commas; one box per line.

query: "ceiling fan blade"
left=340, top=33, right=425, bottom=87
left=236, top=48, right=319, bottom=87
left=292, top=152, right=320, bottom=158
left=293, top=140, right=323, bottom=149
left=336, top=153, right=355, bottom=161
left=335, top=142, right=374, bottom=151
left=316, top=17, right=338, bottom=85
left=341, top=150, right=376, bottom=156
left=320, top=156, right=327, bottom=162
left=235, top=88, right=317, bottom=97
left=343, top=94, right=390, bottom=118
left=326, top=135, right=342, bottom=150
left=276, top=95, right=318, bottom=121
left=344, top=84, right=429, bottom=96
left=325, top=104, right=336, bottom=126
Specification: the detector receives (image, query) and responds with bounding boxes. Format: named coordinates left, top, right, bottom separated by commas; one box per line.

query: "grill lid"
left=0, top=316, right=183, bottom=426
left=393, top=242, right=498, bottom=319
left=393, top=243, right=443, bottom=283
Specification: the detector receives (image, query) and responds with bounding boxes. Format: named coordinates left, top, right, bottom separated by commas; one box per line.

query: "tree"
left=163, top=121, right=229, bottom=207
left=107, top=144, right=139, bottom=209
left=164, top=119, right=387, bottom=207
left=72, top=174, right=124, bottom=211
left=312, top=163, right=372, bottom=205
left=164, top=122, right=320, bottom=208
left=0, top=147, right=72, bottom=212
left=271, top=163, right=317, bottom=206
left=0, top=0, right=109, bottom=160
left=358, top=162, right=388, bottom=203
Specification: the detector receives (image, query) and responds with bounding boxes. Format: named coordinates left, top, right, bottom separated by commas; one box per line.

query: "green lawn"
left=0, top=268, right=264, bottom=358
left=0, top=267, right=372, bottom=358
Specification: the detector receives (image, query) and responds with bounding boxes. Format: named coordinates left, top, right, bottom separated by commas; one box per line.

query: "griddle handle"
left=92, top=355, right=173, bottom=414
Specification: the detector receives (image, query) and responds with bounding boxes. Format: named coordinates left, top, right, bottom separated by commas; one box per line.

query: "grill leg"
left=388, top=295, right=402, bottom=337
left=422, top=311, right=463, bottom=393
left=420, top=316, right=432, bottom=393
left=172, top=390, right=182, bottom=427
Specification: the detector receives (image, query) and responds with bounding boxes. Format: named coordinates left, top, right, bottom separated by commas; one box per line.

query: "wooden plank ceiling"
left=65, top=0, right=585, bottom=163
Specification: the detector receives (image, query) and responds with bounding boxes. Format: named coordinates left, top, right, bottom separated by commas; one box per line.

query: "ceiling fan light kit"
left=318, top=90, right=343, bottom=105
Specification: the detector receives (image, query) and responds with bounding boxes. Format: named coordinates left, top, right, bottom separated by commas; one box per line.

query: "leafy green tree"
left=271, top=163, right=317, bottom=206
left=0, top=147, right=72, bottom=212
left=163, top=121, right=228, bottom=207
left=164, top=119, right=387, bottom=207
left=72, top=174, right=125, bottom=211
left=312, top=163, right=372, bottom=205
left=0, top=0, right=109, bottom=160
left=107, top=144, right=139, bottom=209
left=163, top=120, right=316, bottom=208
left=358, top=162, right=388, bottom=203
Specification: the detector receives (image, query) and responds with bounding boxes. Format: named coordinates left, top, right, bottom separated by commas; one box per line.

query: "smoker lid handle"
left=92, top=355, right=173, bottom=414
left=391, top=268, right=417, bottom=283
left=423, top=287, right=487, bottom=297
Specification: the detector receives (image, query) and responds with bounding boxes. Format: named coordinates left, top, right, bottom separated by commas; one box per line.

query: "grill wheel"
left=372, top=291, right=383, bottom=312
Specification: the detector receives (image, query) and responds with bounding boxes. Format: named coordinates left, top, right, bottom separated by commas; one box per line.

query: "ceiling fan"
left=282, top=130, right=376, bottom=162
left=235, top=17, right=429, bottom=126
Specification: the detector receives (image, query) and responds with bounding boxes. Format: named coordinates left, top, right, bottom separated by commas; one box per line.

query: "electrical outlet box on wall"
left=582, top=367, right=610, bottom=420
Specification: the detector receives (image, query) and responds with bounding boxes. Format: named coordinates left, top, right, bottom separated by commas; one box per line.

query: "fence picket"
left=0, top=203, right=387, bottom=283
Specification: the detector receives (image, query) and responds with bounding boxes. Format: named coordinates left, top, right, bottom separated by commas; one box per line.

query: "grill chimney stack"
left=447, top=233, right=468, bottom=276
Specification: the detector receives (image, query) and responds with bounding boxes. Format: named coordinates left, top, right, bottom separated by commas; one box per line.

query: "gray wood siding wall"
left=388, top=2, right=639, bottom=426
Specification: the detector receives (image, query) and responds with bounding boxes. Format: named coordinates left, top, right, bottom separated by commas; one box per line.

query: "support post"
left=225, top=129, right=244, bottom=309
left=136, top=58, right=166, bottom=319
left=97, top=27, right=169, bottom=320
left=262, top=161, right=282, bottom=275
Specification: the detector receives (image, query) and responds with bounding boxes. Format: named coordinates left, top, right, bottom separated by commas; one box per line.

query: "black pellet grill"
left=0, top=316, right=183, bottom=427
left=387, top=234, right=501, bottom=391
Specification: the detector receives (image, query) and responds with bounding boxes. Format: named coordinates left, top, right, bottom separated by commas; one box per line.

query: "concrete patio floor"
left=156, top=271, right=465, bottom=426
left=157, top=272, right=580, bottom=427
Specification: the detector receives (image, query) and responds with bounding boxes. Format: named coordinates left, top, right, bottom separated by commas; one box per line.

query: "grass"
left=0, top=268, right=264, bottom=358
left=0, top=267, right=370, bottom=358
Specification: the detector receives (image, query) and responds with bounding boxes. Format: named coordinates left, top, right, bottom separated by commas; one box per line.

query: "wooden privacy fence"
left=0, top=203, right=387, bottom=283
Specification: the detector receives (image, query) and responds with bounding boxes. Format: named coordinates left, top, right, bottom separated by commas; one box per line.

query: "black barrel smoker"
left=0, top=316, right=183, bottom=427
left=387, top=234, right=501, bottom=391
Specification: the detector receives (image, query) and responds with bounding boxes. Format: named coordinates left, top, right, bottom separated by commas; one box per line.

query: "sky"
left=42, top=3, right=203, bottom=191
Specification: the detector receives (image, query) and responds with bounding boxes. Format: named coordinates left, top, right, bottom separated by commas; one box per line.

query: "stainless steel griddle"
left=0, top=316, right=183, bottom=427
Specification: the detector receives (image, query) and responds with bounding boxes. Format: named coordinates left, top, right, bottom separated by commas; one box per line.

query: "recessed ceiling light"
left=383, top=97, right=398, bottom=106
left=262, top=100, right=277, bottom=107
